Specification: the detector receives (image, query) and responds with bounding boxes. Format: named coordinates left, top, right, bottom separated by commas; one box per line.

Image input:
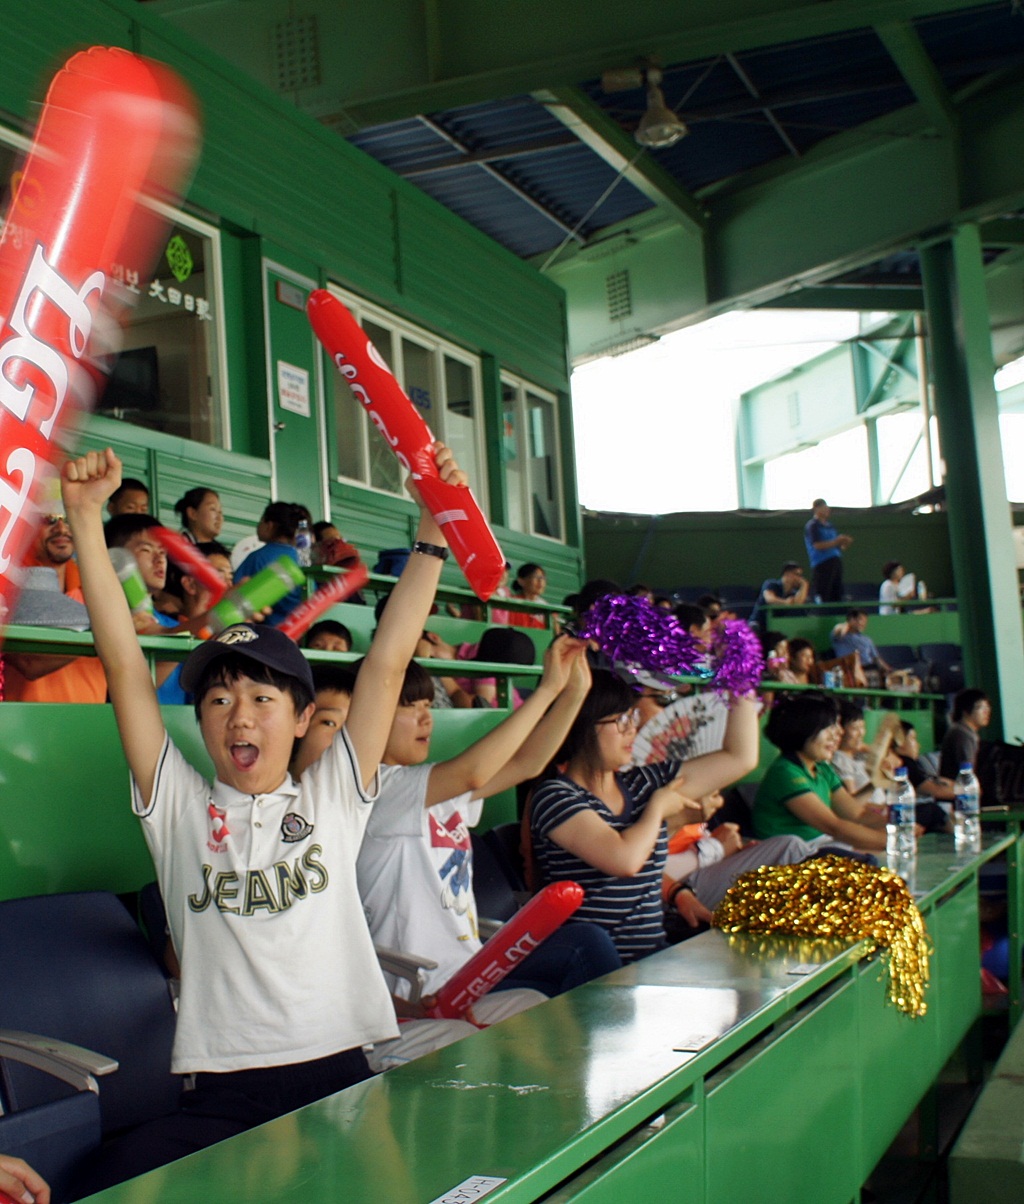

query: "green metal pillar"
left=919, top=225, right=1024, bottom=740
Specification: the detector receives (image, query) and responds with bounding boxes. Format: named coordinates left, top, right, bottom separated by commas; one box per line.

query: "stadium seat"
left=919, top=642, right=965, bottom=694
left=0, top=892, right=180, bottom=1201
left=845, top=581, right=879, bottom=602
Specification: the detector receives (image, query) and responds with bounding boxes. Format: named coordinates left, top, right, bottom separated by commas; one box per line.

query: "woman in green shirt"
left=754, top=693, right=887, bottom=852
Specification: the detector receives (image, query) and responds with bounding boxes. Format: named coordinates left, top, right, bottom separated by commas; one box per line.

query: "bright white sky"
left=570, top=310, right=861, bottom=513
left=570, top=309, right=1024, bottom=514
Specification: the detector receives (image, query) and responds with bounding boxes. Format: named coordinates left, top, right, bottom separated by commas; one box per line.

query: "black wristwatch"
left=412, top=540, right=449, bottom=561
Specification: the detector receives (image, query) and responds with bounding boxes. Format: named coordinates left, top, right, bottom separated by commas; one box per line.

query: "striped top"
left=530, top=761, right=682, bottom=963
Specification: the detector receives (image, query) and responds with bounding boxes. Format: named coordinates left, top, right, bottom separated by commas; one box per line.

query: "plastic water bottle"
left=886, top=767, right=917, bottom=866
left=953, top=762, right=982, bottom=854
left=294, top=519, right=312, bottom=568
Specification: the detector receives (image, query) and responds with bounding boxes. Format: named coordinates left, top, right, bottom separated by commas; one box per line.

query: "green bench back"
left=0, top=703, right=509, bottom=904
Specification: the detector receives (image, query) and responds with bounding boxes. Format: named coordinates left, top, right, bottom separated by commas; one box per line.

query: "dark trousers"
left=812, top=556, right=843, bottom=603
left=493, top=920, right=622, bottom=996
left=70, top=1047, right=373, bottom=1201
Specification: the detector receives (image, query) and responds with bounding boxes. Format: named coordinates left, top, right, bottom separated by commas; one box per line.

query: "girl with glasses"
left=528, top=670, right=759, bottom=965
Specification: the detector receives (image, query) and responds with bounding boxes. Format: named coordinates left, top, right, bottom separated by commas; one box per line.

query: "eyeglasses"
left=596, top=708, right=642, bottom=733
left=42, top=514, right=67, bottom=527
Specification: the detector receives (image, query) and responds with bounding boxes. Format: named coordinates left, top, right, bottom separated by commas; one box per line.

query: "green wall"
left=15, top=0, right=581, bottom=591
left=583, top=505, right=955, bottom=598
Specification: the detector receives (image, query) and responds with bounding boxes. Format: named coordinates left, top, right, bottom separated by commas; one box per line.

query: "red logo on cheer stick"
left=307, top=290, right=506, bottom=601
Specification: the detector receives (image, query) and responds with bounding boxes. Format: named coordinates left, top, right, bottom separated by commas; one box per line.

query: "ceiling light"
left=635, top=68, right=688, bottom=149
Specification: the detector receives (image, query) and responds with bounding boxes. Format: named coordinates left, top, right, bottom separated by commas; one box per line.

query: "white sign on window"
left=277, top=361, right=310, bottom=417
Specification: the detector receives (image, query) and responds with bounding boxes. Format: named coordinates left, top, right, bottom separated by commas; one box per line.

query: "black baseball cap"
left=181, top=623, right=315, bottom=696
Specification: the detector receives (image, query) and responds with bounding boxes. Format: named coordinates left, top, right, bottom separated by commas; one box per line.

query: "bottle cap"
left=960, top=762, right=973, bottom=772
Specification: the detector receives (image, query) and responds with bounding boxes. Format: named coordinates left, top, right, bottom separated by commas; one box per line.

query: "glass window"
left=501, top=375, right=563, bottom=541
left=501, top=380, right=525, bottom=532
left=100, top=214, right=227, bottom=447
left=445, top=355, right=482, bottom=491
left=0, top=126, right=226, bottom=450
left=325, top=285, right=486, bottom=505
left=526, top=390, right=563, bottom=539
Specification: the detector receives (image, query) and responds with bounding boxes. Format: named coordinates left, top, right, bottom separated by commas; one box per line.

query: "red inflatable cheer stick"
left=307, top=290, right=505, bottom=601
left=278, top=563, right=370, bottom=642
left=0, top=47, right=200, bottom=631
left=428, top=881, right=584, bottom=1019
left=154, top=527, right=227, bottom=608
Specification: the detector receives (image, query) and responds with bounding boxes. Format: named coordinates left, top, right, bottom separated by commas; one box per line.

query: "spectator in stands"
left=626, top=583, right=655, bottom=603
left=311, top=522, right=362, bottom=570
left=940, top=688, right=991, bottom=779
left=893, top=720, right=955, bottom=802
left=750, top=561, right=808, bottom=629
left=306, top=619, right=353, bottom=653
left=674, top=602, right=711, bottom=646
left=0, top=1154, right=48, bottom=1204
left=761, top=631, right=795, bottom=684
left=528, top=670, right=758, bottom=963
left=661, top=796, right=822, bottom=937
left=786, top=638, right=818, bottom=686
left=234, top=502, right=303, bottom=627
left=804, top=499, right=852, bottom=603
left=454, top=626, right=536, bottom=708
left=155, top=540, right=234, bottom=705
left=104, top=515, right=178, bottom=633
left=653, top=595, right=674, bottom=613
left=697, top=593, right=734, bottom=628
left=753, top=692, right=888, bottom=852
left=173, top=487, right=223, bottom=546
left=510, top=562, right=547, bottom=629
left=62, top=441, right=466, bottom=1191
left=3, top=511, right=108, bottom=703
left=831, top=700, right=891, bottom=804
left=345, top=639, right=626, bottom=1058
left=831, top=610, right=892, bottom=684
left=196, top=540, right=234, bottom=594
left=879, top=561, right=909, bottom=615
left=106, top=477, right=150, bottom=518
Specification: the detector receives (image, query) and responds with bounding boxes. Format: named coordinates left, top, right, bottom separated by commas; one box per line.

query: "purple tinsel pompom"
left=709, top=619, right=765, bottom=697
left=577, top=596, right=764, bottom=696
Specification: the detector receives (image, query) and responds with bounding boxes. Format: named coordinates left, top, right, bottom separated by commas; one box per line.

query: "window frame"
left=325, top=283, right=487, bottom=507
left=500, top=372, right=566, bottom=543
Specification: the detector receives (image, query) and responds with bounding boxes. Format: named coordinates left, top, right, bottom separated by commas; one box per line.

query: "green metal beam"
left=760, top=287, right=926, bottom=310
left=875, top=19, right=958, bottom=136
left=536, top=86, right=707, bottom=241
left=919, top=225, right=1024, bottom=740
left=708, top=68, right=1024, bottom=306
left=150, top=0, right=997, bottom=127
left=979, top=219, right=1024, bottom=247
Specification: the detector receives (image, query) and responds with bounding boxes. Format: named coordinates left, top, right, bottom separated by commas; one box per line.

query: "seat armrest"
left=375, top=947, right=438, bottom=1005
left=478, top=918, right=503, bottom=941
left=0, top=1028, right=118, bottom=1094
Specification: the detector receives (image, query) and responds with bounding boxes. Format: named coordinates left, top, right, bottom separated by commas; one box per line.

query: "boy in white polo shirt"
left=62, top=443, right=465, bottom=1192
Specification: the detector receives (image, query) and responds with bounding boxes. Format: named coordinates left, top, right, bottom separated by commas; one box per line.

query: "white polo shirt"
left=132, top=729, right=397, bottom=1073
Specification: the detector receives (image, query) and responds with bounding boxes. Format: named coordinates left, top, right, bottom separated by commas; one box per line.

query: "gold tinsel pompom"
left=712, top=855, right=931, bottom=1018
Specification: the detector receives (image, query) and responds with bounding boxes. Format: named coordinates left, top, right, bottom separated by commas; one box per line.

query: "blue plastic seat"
left=0, top=892, right=180, bottom=1201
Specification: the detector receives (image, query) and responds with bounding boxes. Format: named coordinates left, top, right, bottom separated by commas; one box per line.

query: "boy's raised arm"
left=345, top=443, right=464, bottom=790
left=63, top=449, right=166, bottom=804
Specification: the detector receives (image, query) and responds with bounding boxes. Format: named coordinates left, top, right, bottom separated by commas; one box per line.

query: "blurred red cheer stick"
left=0, top=47, right=200, bottom=631
left=307, top=290, right=505, bottom=601
left=154, top=527, right=227, bottom=607
left=278, top=563, right=370, bottom=642
left=428, top=881, right=584, bottom=1019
